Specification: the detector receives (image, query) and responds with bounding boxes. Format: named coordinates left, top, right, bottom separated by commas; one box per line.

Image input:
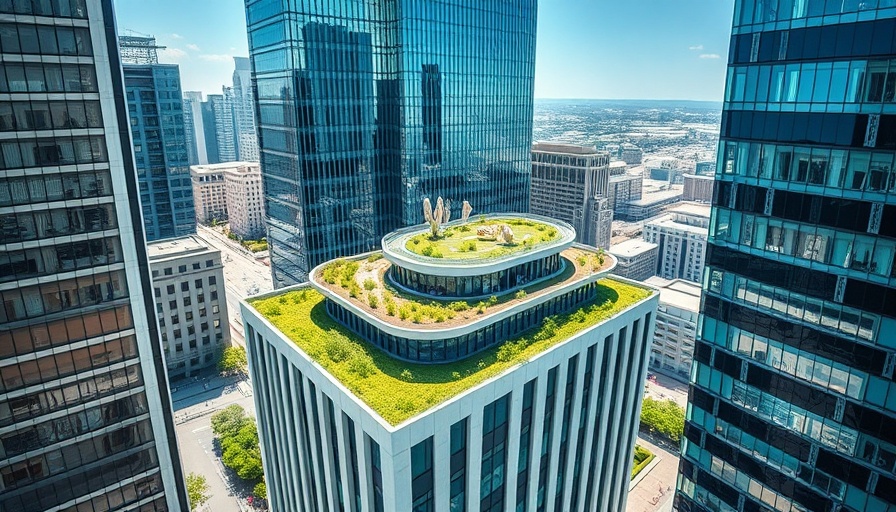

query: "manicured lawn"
left=631, top=445, right=655, bottom=480
left=249, top=278, right=651, bottom=426
left=404, top=217, right=561, bottom=259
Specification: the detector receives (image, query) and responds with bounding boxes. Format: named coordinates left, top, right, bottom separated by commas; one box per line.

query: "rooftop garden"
left=404, top=217, right=562, bottom=260
left=249, top=278, right=651, bottom=426
left=315, top=248, right=611, bottom=329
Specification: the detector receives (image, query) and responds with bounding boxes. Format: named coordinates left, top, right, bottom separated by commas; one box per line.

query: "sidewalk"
left=627, top=433, right=680, bottom=512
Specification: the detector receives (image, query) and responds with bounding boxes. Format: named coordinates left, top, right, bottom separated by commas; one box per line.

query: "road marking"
left=192, top=425, right=211, bottom=433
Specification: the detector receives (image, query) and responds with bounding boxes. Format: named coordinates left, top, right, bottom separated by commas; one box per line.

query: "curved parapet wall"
left=381, top=213, right=576, bottom=278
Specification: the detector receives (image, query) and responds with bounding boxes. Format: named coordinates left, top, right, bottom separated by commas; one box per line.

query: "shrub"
left=367, top=253, right=383, bottom=262
left=640, top=397, right=685, bottom=442
left=349, top=282, right=361, bottom=298
left=420, top=244, right=434, bottom=256
left=486, top=295, right=498, bottom=307
left=368, top=294, right=379, bottom=309
left=476, top=302, right=486, bottom=314
left=534, top=316, right=558, bottom=341
left=514, top=289, right=527, bottom=300
left=577, top=255, right=588, bottom=266
left=452, top=371, right=462, bottom=380
left=536, top=224, right=546, bottom=231
left=187, top=473, right=211, bottom=510
left=411, top=312, right=423, bottom=324
left=477, top=360, right=486, bottom=370
left=400, top=369, right=414, bottom=382
left=278, top=296, right=288, bottom=304
left=398, top=305, right=410, bottom=320
left=462, top=240, right=477, bottom=252
left=363, top=278, right=377, bottom=291
left=349, top=353, right=375, bottom=378
left=218, top=346, right=247, bottom=375
left=497, top=341, right=525, bottom=362
left=571, top=309, right=587, bottom=323
left=253, top=481, right=267, bottom=500
left=449, top=301, right=470, bottom=312
left=325, top=336, right=351, bottom=363
left=458, top=224, right=471, bottom=232
left=386, top=302, right=396, bottom=316
left=433, top=311, right=446, bottom=323
left=264, top=304, right=281, bottom=316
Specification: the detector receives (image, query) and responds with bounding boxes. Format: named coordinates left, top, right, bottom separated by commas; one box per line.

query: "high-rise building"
left=120, top=37, right=195, bottom=241
left=228, top=57, right=259, bottom=162
left=191, top=163, right=230, bottom=224
left=643, top=203, right=710, bottom=283
left=608, top=166, right=644, bottom=212
left=241, top=214, right=658, bottom=512
left=621, top=143, right=643, bottom=165
left=643, top=276, right=700, bottom=382
left=530, top=143, right=613, bottom=249
left=148, top=236, right=230, bottom=379
left=183, top=91, right=208, bottom=166
left=223, top=162, right=265, bottom=239
left=207, top=93, right=235, bottom=163
left=246, top=1, right=538, bottom=286
left=682, top=173, right=714, bottom=203
left=200, top=98, right=220, bottom=164
left=676, top=4, right=896, bottom=512
left=0, top=1, right=188, bottom=510
left=608, top=239, right=659, bottom=282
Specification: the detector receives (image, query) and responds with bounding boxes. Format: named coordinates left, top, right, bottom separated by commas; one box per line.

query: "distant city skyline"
left=114, top=0, right=735, bottom=101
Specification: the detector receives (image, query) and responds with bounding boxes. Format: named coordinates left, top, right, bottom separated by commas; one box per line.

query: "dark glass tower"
left=676, top=3, right=896, bottom=512
left=0, top=0, right=188, bottom=510
left=245, top=0, right=538, bottom=286
left=122, top=56, right=196, bottom=241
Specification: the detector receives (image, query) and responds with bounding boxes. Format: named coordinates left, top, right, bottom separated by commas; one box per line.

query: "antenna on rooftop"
left=118, top=30, right=166, bottom=64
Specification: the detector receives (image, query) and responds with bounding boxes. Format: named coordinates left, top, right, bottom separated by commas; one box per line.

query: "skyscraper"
left=183, top=90, right=208, bottom=166
left=228, top=57, right=259, bottom=162
left=0, top=1, right=188, bottom=510
left=676, top=4, right=896, bottom=512
left=242, top=215, right=657, bottom=512
left=246, top=1, right=538, bottom=286
left=120, top=36, right=196, bottom=241
left=208, top=93, right=236, bottom=163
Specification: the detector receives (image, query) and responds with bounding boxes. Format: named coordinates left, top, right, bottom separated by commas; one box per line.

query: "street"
left=172, top=372, right=257, bottom=512
left=643, top=371, right=690, bottom=409
left=197, top=224, right=273, bottom=347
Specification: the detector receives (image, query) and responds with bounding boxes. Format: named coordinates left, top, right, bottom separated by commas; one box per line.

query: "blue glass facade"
left=245, top=0, right=538, bottom=286
left=124, top=64, right=196, bottom=241
left=676, top=3, right=896, bottom=512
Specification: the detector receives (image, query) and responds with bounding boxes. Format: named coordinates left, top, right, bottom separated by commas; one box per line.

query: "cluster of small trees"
left=210, top=405, right=267, bottom=500
left=218, top=346, right=247, bottom=376
left=639, top=397, right=685, bottom=442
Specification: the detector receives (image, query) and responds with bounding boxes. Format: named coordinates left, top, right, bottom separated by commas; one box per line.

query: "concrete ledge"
left=630, top=454, right=662, bottom=491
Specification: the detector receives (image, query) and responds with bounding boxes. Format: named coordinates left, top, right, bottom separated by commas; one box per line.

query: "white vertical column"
left=598, top=325, right=629, bottom=512
left=313, top=389, right=339, bottom=512
left=335, top=408, right=356, bottom=512
left=525, top=366, right=549, bottom=512
left=433, top=420, right=451, bottom=511
left=353, top=421, right=372, bottom=512
left=560, top=351, right=588, bottom=507
left=594, top=328, right=622, bottom=512
left=503, top=378, right=525, bottom=511
left=301, top=376, right=329, bottom=511
left=289, top=367, right=314, bottom=512
left=276, top=356, right=303, bottom=512
left=575, top=335, right=608, bottom=512
left=544, top=359, right=569, bottom=508
left=465, top=400, right=485, bottom=512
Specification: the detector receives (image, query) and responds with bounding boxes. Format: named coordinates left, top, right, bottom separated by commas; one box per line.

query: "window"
left=178, top=265, right=186, bottom=273
left=166, top=285, right=174, bottom=294
left=181, top=282, right=189, bottom=292
left=163, top=268, right=172, bottom=276
left=411, top=438, right=434, bottom=512
left=208, top=276, right=216, bottom=285
left=205, top=259, right=213, bottom=268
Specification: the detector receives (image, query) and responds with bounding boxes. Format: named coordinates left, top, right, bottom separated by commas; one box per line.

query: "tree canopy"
left=640, top=397, right=685, bottom=443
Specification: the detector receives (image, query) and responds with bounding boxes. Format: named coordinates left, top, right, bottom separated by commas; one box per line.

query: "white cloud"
left=169, top=33, right=183, bottom=40
left=699, top=53, right=721, bottom=59
left=688, top=45, right=704, bottom=51
left=186, top=43, right=201, bottom=52
left=158, top=47, right=188, bottom=62
left=199, top=54, right=232, bottom=63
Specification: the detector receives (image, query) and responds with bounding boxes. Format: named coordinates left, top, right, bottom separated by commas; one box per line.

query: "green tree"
left=210, top=405, right=249, bottom=438
left=211, top=405, right=265, bottom=482
left=186, top=473, right=211, bottom=511
left=218, top=346, right=248, bottom=375
left=639, top=397, right=685, bottom=442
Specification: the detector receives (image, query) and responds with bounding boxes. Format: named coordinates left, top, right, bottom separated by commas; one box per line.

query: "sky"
left=113, top=0, right=735, bottom=101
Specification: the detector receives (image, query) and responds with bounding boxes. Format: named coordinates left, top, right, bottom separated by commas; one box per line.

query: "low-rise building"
left=530, top=143, right=613, bottom=248
left=608, top=160, right=628, bottom=176
left=191, top=164, right=229, bottom=224
left=149, top=235, right=230, bottom=379
left=621, top=143, right=643, bottom=165
left=682, top=174, right=714, bottom=203
left=694, top=160, right=715, bottom=176
left=609, top=239, right=658, bottom=281
left=223, top=162, right=266, bottom=240
left=643, top=203, right=710, bottom=283
left=608, top=167, right=643, bottom=212
left=643, top=276, right=700, bottom=382
left=616, top=188, right=683, bottom=221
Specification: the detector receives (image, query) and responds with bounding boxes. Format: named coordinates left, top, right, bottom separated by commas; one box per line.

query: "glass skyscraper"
left=676, top=2, right=896, bottom=512
left=0, top=0, right=188, bottom=510
left=121, top=47, right=196, bottom=241
left=245, top=0, right=538, bottom=286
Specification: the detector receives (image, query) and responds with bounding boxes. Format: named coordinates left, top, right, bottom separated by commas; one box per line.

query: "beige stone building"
left=191, top=163, right=229, bottom=224
left=223, top=162, right=266, bottom=239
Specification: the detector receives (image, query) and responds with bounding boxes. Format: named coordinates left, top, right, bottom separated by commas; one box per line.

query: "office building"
left=694, top=160, right=715, bottom=176
left=621, top=143, right=643, bottom=165
left=223, top=162, right=265, bottom=239
left=616, top=188, right=682, bottom=221
left=242, top=214, right=658, bottom=512
left=120, top=36, right=195, bottom=241
left=608, top=167, right=643, bottom=212
left=191, top=164, right=229, bottom=224
left=676, top=5, right=896, bottom=512
left=148, top=236, right=230, bottom=379
left=603, top=143, right=621, bottom=160
left=608, top=239, right=658, bottom=282
left=682, top=173, right=714, bottom=203
left=0, top=2, right=188, bottom=510
left=200, top=98, right=220, bottom=164
left=643, top=277, right=700, bottom=383
left=183, top=91, right=207, bottom=166
left=227, top=57, right=259, bottom=162
left=530, top=143, right=613, bottom=249
left=643, top=203, right=710, bottom=283
left=246, top=1, right=538, bottom=286
left=609, top=160, right=628, bottom=176
left=207, top=93, right=236, bottom=163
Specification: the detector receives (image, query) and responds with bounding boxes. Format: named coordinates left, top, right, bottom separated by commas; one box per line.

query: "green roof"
left=403, top=217, right=562, bottom=260
left=249, top=278, right=651, bottom=426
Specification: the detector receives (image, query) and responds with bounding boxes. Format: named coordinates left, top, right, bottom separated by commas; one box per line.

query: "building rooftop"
left=248, top=276, right=652, bottom=426
left=531, top=142, right=602, bottom=155
left=146, top=235, right=215, bottom=261
left=647, top=216, right=709, bottom=235
left=609, top=239, right=658, bottom=258
left=668, top=202, right=712, bottom=218
left=644, top=276, right=702, bottom=312
left=190, top=162, right=259, bottom=173
left=625, top=189, right=683, bottom=207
